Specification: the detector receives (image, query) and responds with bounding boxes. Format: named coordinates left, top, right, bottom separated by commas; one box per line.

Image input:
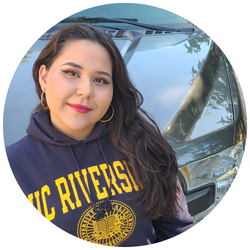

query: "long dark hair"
left=32, top=23, right=180, bottom=220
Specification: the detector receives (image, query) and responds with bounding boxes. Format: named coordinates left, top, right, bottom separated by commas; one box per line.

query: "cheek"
left=46, top=75, right=71, bottom=104
left=96, top=87, right=113, bottom=110
left=104, top=85, right=114, bottom=104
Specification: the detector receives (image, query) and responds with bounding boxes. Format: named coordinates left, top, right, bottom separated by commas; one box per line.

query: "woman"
left=6, top=23, right=193, bottom=246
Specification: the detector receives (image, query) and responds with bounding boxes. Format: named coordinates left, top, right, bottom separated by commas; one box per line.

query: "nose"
left=76, top=78, right=93, bottom=99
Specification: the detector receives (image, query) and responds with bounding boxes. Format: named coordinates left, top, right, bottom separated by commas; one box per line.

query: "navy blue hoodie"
left=6, top=110, right=193, bottom=246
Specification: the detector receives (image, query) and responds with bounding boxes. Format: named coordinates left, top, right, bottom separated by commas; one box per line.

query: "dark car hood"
left=4, top=30, right=234, bottom=166
left=115, top=30, right=234, bottom=165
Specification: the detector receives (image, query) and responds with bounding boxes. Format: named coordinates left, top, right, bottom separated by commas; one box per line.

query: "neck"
left=50, top=113, right=95, bottom=141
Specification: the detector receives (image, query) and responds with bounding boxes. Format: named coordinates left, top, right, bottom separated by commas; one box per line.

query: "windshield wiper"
left=60, top=16, right=180, bottom=32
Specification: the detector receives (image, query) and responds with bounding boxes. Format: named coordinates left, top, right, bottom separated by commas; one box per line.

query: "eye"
left=60, top=69, right=80, bottom=78
left=94, top=77, right=109, bottom=84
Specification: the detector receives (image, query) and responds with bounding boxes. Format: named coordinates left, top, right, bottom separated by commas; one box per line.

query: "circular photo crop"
left=3, top=2, right=247, bottom=247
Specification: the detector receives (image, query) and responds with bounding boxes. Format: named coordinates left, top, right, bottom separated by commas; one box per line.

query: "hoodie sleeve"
left=152, top=179, right=193, bottom=242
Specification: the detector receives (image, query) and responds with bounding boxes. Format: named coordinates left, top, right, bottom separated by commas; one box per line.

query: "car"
left=3, top=3, right=247, bottom=225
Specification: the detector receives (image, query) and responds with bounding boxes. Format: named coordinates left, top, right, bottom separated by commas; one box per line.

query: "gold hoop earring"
left=41, top=91, right=49, bottom=110
left=100, top=105, right=114, bottom=122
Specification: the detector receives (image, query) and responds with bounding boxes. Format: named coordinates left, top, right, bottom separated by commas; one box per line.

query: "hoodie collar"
left=27, top=110, right=113, bottom=221
left=26, top=110, right=108, bottom=146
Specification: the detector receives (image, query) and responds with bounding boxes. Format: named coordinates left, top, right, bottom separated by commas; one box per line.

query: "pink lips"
left=68, top=103, right=92, bottom=114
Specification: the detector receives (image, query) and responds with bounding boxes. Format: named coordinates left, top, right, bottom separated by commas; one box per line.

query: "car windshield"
left=61, top=3, right=194, bottom=29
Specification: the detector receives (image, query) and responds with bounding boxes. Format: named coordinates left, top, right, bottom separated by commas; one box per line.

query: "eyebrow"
left=97, top=71, right=112, bottom=80
left=61, top=62, right=112, bottom=80
left=61, top=62, right=83, bottom=70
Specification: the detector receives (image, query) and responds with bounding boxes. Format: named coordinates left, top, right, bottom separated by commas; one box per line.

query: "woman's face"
left=39, top=40, right=113, bottom=140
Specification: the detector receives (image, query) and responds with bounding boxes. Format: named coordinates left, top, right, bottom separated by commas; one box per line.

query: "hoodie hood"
left=26, top=110, right=112, bottom=221
left=26, top=110, right=108, bottom=146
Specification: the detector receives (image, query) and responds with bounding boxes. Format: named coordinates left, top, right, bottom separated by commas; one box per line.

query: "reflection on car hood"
left=4, top=30, right=234, bottom=166
left=115, top=31, right=234, bottom=165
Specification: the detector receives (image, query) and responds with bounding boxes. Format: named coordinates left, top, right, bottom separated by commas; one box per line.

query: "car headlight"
left=179, top=140, right=244, bottom=223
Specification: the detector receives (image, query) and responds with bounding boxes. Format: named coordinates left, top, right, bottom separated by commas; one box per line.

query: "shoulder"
left=6, top=135, right=32, bottom=152
left=5, top=135, right=48, bottom=185
left=6, top=135, right=39, bottom=164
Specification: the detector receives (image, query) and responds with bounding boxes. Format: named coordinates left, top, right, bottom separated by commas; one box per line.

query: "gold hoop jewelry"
left=41, top=91, right=49, bottom=110
left=100, top=105, right=114, bottom=122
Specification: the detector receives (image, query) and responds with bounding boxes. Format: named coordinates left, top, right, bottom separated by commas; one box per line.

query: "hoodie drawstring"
left=68, top=139, right=112, bottom=221
left=97, top=139, right=113, bottom=213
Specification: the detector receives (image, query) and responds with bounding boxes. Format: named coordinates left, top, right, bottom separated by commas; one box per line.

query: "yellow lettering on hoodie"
left=74, top=171, right=91, bottom=203
left=68, top=173, right=82, bottom=208
left=123, top=161, right=139, bottom=191
left=108, top=164, right=123, bottom=194
left=28, top=193, right=34, bottom=205
left=34, top=191, right=42, bottom=214
left=113, top=161, right=132, bottom=193
left=128, top=161, right=144, bottom=190
left=55, top=177, right=76, bottom=214
left=88, top=165, right=108, bottom=200
left=99, top=163, right=116, bottom=196
left=81, top=169, right=90, bottom=192
left=41, top=185, right=55, bottom=221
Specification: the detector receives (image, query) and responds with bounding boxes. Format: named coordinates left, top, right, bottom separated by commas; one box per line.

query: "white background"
left=1, top=0, right=249, bottom=249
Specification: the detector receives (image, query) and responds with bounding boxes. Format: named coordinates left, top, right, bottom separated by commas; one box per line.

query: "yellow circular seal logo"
left=77, top=200, right=136, bottom=246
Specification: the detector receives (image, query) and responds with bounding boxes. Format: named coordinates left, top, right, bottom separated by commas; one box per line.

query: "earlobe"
left=39, top=65, right=48, bottom=91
